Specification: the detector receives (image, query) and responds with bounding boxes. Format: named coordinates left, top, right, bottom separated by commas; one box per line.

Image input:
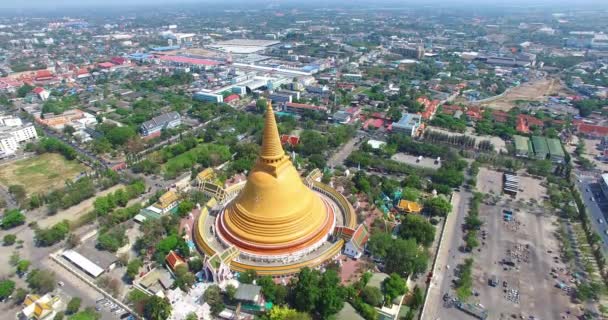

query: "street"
left=422, top=191, right=472, bottom=320
left=574, top=172, right=608, bottom=254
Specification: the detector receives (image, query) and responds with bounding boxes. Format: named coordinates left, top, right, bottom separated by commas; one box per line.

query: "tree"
left=361, top=286, right=383, bottom=307
left=366, top=232, right=393, bottom=259
left=17, top=84, right=34, bottom=98
left=397, top=215, right=436, bottom=247
left=68, top=307, right=101, bottom=320
left=225, top=284, right=237, bottom=303
left=3, top=234, right=16, bottom=246
left=257, top=276, right=277, bottom=302
left=185, top=313, right=197, bottom=320
left=274, top=284, right=288, bottom=305
left=292, top=268, right=320, bottom=313
left=382, top=273, right=407, bottom=303
left=26, top=269, right=55, bottom=294
left=0, top=279, right=15, bottom=300
left=402, top=187, right=420, bottom=201
left=1, top=209, right=26, bottom=229
left=10, top=251, right=20, bottom=266
left=384, top=238, right=428, bottom=277
left=177, top=200, right=195, bottom=217
left=267, top=306, right=311, bottom=320
left=410, top=286, right=424, bottom=309
left=238, top=270, right=257, bottom=284
left=17, top=260, right=31, bottom=274
left=125, top=259, right=142, bottom=282
left=8, top=185, right=27, bottom=205
left=13, top=287, right=28, bottom=304
left=256, top=98, right=268, bottom=112
left=143, top=296, right=172, bottom=320
left=424, top=196, right=452, bottom=217
left=203, top=285, right=224, bottom=316
left=66, top=297, right=82, bottom=314
left=174, top=264, right=196, bottom=291
left=316, top=270, right=344, bottom=319
left=63, top=125, right=76, bottom=136
left=54, top=311, right=65, bottom=320
left=188, top=257, right=203, bottom=273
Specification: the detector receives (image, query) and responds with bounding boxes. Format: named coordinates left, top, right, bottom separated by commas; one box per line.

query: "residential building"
left=392, top=113, right=422, bottom=137
left=234, top=284, right=267, bottom=311
left=600, top=174, right=608, bottom=199
left=392, top=44, right=425, bottom=60
left=268, top=93, right=292, bottom=104
left=140, top=111, right=181, bottom=137
left=193, top=92, right=224, bottom=103
left=0, top=117, right=37, bottom=156
left=19, top=294, right=60, bottom=320
left=32, top=87, right=50, bottom=101
left=282, top=102, right=328, bottom=115
left=333, top=110, right=352, bottom=124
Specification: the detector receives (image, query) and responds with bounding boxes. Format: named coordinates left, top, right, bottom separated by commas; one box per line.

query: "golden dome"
left=218, top=102, right=333, bottom=255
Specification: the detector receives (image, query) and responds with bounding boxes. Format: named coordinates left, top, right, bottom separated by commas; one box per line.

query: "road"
left=422, top=191, right=472, bottom=320
left=328, top=135, right=362, bottom=168
left=574, top=172, right=608, bottom=254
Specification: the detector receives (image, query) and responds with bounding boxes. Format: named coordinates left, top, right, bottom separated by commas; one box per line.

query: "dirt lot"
left=471, top=195, right=581, bottom=320
left=0, top=153, right=87, bottom=195
left=476, top=167, right=547, bottom=201
left=481, top=78, right=562, bottom=112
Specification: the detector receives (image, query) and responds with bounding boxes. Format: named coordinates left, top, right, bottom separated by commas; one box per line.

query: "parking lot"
left=476, top=168, right=547, bottom=202
left=390, top=153, right=441, bottom=170
left=95, top=297, right=131, bottom=319
left=470, top=196, right=581, bottom=319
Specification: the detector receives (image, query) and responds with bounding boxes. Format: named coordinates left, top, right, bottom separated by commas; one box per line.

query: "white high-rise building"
left=0, top=115, right=37, bottom=157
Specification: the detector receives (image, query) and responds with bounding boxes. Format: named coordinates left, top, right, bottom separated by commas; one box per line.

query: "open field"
left=481, top=78, right=562, bottom=111
left=0, top=153, right=88, bottom=195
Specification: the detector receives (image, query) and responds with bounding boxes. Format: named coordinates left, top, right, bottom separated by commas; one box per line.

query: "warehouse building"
left=546, top=138, right=565, bottom=164
left=531, top=136, right=549, bottom=160
left=513, top=135, right=532, bottom=158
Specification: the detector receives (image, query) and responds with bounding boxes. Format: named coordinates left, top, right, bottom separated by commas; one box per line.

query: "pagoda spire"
left=260, top=101, right=285, bottom=162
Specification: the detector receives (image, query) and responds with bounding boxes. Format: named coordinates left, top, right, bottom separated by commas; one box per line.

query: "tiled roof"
left=165, top=250, right=186, bottom=271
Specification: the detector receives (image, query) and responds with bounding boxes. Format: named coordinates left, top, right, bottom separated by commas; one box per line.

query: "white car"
left=599, top=219, right=604, bottom=224
left=57, top=281, right=64, bottom=287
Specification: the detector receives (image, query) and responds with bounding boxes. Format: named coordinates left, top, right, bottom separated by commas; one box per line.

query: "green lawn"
left=0, top=153, right=87, bottom=195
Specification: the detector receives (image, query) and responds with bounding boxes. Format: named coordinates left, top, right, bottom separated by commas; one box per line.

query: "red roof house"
left=466, top=106, right=483, bottom=120
left=110, top=57, right=128, bottom=65
left=35, top=70, right=54, bottom=81
left=491, top=110, right=509, bottom=123
left=441, top=105, right=462, bottom=115
left=98, top=62, right=115, bottom=69
left=223, top=94, right=240, bottom=103
left=280, top=134, right=300, bottom=146
left=165, top=250, right=186, bottom=272
left=577, top=123, right=608, bottom=138
left=417, top=97, right=440, bottom=120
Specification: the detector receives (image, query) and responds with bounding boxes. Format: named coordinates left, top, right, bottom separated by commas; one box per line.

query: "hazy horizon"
left=2, top=0, right=608, bottom=11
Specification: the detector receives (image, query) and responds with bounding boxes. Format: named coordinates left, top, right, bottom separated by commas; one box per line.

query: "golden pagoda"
left=217, top=101, right=335, bottom=256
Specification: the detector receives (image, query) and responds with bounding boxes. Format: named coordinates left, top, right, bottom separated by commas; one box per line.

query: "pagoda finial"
left=260, top=100, right=285, bottom=162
